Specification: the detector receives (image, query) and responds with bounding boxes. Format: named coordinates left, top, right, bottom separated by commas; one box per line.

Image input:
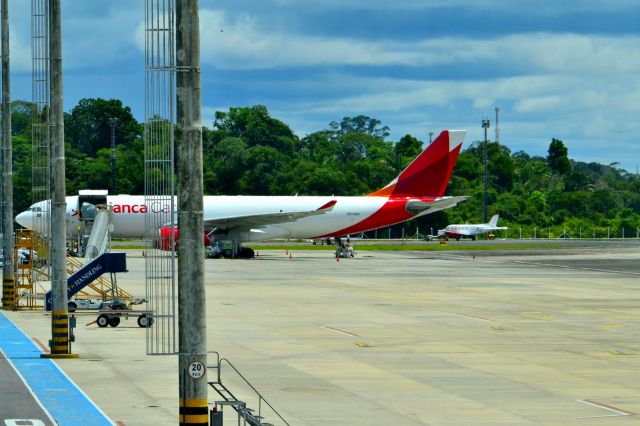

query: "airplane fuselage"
left=19, top=194, right=439, bottom=243
left=16, top=130, right=469, bottom=248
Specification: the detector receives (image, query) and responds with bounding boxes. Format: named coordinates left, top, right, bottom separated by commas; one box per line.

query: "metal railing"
left=208, top=352, right=290, bottom=426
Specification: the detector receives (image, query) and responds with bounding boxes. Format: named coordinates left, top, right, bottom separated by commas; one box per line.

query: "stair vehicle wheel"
left=108, top=316, right=121, bottom=327
left=137, top=314, right=154, bottom=328
left=97, top=314, right=109, bottom=328
left=68, top=301, right=77, bottom=312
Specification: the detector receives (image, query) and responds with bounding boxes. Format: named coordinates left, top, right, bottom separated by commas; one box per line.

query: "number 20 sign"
left=188, top=361, right=205, bottom=379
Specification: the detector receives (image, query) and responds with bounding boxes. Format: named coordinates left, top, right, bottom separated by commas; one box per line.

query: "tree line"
left=6, top=98, right=640, bottom=236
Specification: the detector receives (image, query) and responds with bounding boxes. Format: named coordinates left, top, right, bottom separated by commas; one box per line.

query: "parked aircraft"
left=16, top=130, right=468, bottom=258
left=434, top=214, right=507, bottom=241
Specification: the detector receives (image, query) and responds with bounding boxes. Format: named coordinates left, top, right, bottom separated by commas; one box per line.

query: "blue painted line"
left=0, top=310, right=114, bottom=426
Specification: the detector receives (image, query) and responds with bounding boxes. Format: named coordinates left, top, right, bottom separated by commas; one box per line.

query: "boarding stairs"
left=62, top=205, right=133, bottom=308
left=45, top=252, right=129, bottom=311
left=66, top=255, right=133, bottom=301
left=208, top=352, right=289, bottom=426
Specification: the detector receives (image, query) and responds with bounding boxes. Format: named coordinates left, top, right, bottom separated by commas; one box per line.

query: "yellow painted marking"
left=534, top=315, right=555, bottom=320
left=182, top=414, right=209, bottom=423
left=602, top=324, right=624, bottom=329
left=52, top=346, right=70, bottom=351
left=610, top=350, right=637, bottom=356
left=179, top=398, right=208, bottom=407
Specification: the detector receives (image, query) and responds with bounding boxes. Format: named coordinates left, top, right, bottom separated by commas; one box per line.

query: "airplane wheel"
left=137, top=314, right=154, bottom=328
left=97, top=315, right=109, bottom=328
left=108, top=317, right=121, bottom=327
left=68, top=301, right=77, bottom=312
left=456, top=237, right=460, bottom=241
left=471, top=236, right=476, bottom=241
left=238, top=247, right=254, bottom=259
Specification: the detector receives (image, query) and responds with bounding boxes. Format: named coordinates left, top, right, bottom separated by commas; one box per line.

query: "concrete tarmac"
left=3, top=240, right=640, bottom=425
left=0, top=354, right=55, bottom=425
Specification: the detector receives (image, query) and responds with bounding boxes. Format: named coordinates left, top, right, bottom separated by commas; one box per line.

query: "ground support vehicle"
left=95, top=309, right=154, bottom=328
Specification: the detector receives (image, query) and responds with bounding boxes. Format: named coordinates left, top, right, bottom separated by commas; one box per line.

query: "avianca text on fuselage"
left=108, top=202, right=171, bottom=214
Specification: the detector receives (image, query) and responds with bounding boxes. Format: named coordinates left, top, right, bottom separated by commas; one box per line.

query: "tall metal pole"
left=43, top=0, right=74, bottom=358
left=495, top=107, right=500, bottom=144
left=109, top=118, right=117, bottom=194
left=482, top=118, right=490, bottom=223
left=1, top=0, right=15, bottom=310
left=176, top=1, right=208, bottom=424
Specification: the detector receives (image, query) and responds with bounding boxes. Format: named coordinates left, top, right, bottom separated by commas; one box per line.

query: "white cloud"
left=9, top=29, right=31, bottom=73
left=196, top=10, right=640, bottom=77
left=514, top=96, right=569, bottom=114
left=198, top=10, right=422, bottom=69
left=256, top=0, right=637, bottom=13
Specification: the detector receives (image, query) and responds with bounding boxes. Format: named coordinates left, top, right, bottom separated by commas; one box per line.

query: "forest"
left=6, top=98, right=640, bottom=238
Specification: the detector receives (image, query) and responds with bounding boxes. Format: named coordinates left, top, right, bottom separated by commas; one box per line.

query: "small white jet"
left=17, top=130, right=468, bottom=257
left=436, top=214, right=507, bottom=241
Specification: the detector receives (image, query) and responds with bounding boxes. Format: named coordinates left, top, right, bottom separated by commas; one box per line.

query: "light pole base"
left=40, top=353, right=80, bottom=359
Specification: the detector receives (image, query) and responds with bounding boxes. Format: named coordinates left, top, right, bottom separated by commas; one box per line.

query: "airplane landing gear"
left=238, top=247, right=254, bottom=259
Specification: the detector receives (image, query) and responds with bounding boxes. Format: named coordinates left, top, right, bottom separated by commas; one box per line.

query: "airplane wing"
left=405, top=196, right=469, bottom=215
left=203, top=199, right=337, bottom=230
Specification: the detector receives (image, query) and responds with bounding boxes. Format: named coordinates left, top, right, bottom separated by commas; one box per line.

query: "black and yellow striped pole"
left=40, top=0, right=76, bottom=360
left=176, top=0, right=209, bottom=423
left=179, top=398, right=209, bottom=426
left=45, top=310, right=74, bottom=355
left=1, top=0, right=15, bottom=312
left=1, top=276, right=15, bottom=310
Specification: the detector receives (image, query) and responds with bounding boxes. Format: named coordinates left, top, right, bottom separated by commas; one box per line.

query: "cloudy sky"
left=7, top=0, right=640, bottom=172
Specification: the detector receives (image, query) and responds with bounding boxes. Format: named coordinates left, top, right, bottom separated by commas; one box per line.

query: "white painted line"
left=321, top=326, right=358, bottom=337
left=0, top=348, right=57, bottom=425
left=447, top=312, right=492, bottom=323
left=6, top=316, right=114, bottom=424
left=577, top=399, right=636, bottom=416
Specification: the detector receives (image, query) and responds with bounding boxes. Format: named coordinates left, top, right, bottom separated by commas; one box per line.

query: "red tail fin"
left=369, top=130, right=466, bottom=197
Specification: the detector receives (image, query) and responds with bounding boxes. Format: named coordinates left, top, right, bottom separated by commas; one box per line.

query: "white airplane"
left=435, top=214, right=507, bottom=241
left=16, top=130, right=468, bottom=258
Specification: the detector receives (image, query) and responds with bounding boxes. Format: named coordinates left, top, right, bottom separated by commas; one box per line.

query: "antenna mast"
left=495, top=106, right=500, bottom=144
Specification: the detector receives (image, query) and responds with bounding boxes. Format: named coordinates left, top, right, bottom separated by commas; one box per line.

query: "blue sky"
left=7, top=0, right=640, bottom=172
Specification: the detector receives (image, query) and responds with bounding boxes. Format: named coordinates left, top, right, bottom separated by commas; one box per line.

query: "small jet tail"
left=488, top=214, right=499, bottom=227
left=369, top=130, right=466, bottom=197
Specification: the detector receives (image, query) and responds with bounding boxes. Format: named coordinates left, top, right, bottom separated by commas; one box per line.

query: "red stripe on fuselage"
left=318, top=133, right=462, bottom=238
left=316, top=196, right=435, bottom=238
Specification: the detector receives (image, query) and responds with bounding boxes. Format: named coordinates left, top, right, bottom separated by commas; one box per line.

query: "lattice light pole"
left=482, top=118, right=490, bottom=223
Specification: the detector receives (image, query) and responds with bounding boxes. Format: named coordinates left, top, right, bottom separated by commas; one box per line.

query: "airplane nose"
left=15, top=211, right=33, bottom=229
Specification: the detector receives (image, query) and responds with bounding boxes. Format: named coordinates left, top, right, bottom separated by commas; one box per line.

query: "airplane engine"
left=154, top=227, right=211, bottom=251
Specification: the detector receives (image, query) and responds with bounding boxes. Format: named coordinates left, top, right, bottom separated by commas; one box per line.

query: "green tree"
left=65, top=98, right=142, bottom=157
left=328, top=115, right=390, bottom=140
left=394, top=134, right=423, bottom=169
left=213, top=105, right=298, bottom=154
left=11, top=100, right=34, bottom=136
left=547, top=138, right=571, bottom=175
